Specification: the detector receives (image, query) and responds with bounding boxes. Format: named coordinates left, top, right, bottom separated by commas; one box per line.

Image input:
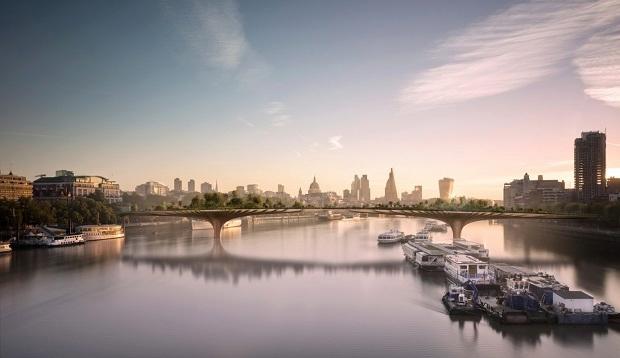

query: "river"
left=1, top=217, right=619, bottom=357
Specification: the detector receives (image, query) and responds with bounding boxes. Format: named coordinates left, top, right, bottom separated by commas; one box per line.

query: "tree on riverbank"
left=0, top=196, right=118, bottom=234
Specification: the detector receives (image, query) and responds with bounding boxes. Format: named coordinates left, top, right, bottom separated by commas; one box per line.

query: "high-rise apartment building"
left=384, top=168, right=398, bottom=203
left=350, top=175, right=360, bottom=201
left=359, top=175, right=370, bottom=202
left=438, top=178, right=454, bottom=201
left=574, top=131, right=606, bottom=202
left=188, top=179, right=196, bottom=192
left=200, top=182, right=213, bottom=193
left=174, top=178, right=182, bottom=192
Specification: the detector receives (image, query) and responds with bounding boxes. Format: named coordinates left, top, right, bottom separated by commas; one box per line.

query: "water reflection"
left=2, top=218, right=619, bottom=358
left=0, top=238, right=124, bottom=280
left=123, top=237, right=414, bottom=284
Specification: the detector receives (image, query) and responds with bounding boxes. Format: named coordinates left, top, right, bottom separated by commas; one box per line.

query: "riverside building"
left=0, top=171, right=33, bottom=200
left=33, top=170, right=121, bottom=203
left=503, top=173, right=566, bottom=209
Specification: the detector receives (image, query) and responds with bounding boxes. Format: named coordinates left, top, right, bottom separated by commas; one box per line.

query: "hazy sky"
left=1, top=0, right=619, bottom=199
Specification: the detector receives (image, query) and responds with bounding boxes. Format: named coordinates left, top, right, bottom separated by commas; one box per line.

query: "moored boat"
left=76, top=224, right=125, bottom=241
left=0, top=242, right=11, bottom=254
left=425, top=221, right=448, bottom=232
left=9, top=226, right=84, bottom=248
left=377, top=229, right=404, bottom=244
left=442, top=283, right=481, bottom=316
left=452, top=239, right=489, bottom=261
left=413, top=243, right=447, bottom=270
left=444, top=254, right=494, bottom=285
left=317, top=210, right=344, bottom=221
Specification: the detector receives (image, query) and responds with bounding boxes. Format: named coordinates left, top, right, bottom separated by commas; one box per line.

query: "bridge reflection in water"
left=123, top=238, right=413, bottom=284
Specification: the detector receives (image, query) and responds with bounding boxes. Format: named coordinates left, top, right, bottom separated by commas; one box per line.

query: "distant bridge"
left=352, top=209, right=586, bottom=238
left=121, top=208, right=585, bottom=241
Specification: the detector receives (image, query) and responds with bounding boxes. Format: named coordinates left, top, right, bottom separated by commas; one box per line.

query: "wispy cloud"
left=264, top=101, right=290, bottom=127
left=573, top=24, right=620, bottom=108
left=328, top=136, right=343, bottom=150
left=400, top=0, right=620, bottom=109
left=189, top=0, right=247, bottom=70
left=236, top=117, right=255, bottom=127
left=165, top=0, right=269, bottom=83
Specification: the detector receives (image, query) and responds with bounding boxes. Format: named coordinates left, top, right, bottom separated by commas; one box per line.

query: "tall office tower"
left=350, top=175, right=360, bottom=201
left=575, top=131, right=606, bottom=202
left=188, top=179, right=195, bottom=192
left=384, top=168, right=398, bottom=203
left=360, top=175, right=370, bottom=202
left=438, top=177, right=454, bottom=201
left=278, top=184, right=285, bottom=193
left=200, top=182, right=213, bottom=193
left=412, top=185, right=422, bottom=202
left=174, top=178, right=182, bottom=192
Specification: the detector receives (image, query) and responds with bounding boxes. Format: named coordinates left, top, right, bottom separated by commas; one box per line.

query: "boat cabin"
left=553, top=290, right=594, bottom=312
left=444, top=254, right=493, bottom=284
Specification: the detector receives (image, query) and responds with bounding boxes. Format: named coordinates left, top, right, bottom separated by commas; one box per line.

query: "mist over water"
left=2, top=218, right=619, bottom=358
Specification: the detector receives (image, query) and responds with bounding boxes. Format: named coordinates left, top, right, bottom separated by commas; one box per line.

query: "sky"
left=1, top=0, right=619, bottom=200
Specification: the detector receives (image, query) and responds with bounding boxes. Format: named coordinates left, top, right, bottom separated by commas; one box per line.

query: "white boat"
left=444, top=254, right=494, bottom=285
left=412, top=243, right=446, bottom=270
left=452, top=239, right=489, bottom=260
left=10, top=226, right=84, bottom=248
left=377, top=229, right=404, bottom=244
left=0, top=242, right=11, bottom=254
left=76, top=224, right=125, bottom=241
left=317, top=210, right=343, bottom=221
left=424, top=221, right=448, bottom=232
left=401, top=231, right=432, bottom=259
left=47, top=234, right=84, bottom=246
left=191, top=218, right=242, bottom=230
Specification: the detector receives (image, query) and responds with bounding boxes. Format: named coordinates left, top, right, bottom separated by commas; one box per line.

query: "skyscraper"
left=384, top=168, right=398, bottom=203
left=200, top=182, right=213, bottom=193
left=350, top=175, right=360, bottom=201
left=188, top=179, right=195, bottom=192
left=575, top=131, right=606, bottom=202
left=278, top=184, right=285, bottom=193
left=438, top=178, right=454, bottom=201
left=360, top=175, right=370, bottom=202
left=174, top=178, right=182, bottom=192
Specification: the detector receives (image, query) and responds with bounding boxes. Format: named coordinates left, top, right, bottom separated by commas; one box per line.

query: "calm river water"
left=1, top=218, right=620, bottom=357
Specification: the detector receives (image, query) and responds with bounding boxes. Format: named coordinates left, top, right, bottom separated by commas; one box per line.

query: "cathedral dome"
left=308, top=176, right=321, bottom=194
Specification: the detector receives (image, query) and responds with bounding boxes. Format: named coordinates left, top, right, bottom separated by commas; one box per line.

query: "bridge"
left=122, top=208, right=585, bottom=240
left=122, top=208, right=302, bottom=241
left=353, top=209, right=586, bottom=238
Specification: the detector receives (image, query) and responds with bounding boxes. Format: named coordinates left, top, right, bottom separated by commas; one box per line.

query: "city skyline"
left=1, top=1, right=619, bottom=199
